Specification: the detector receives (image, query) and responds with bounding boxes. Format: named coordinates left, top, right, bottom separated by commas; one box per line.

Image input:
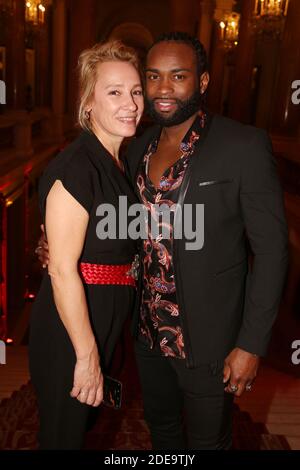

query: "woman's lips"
left=118, top=116, right=137, bottom=124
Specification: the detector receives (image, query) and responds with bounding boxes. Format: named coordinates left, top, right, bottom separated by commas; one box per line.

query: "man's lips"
left=154, top=99, right=177, bottom=113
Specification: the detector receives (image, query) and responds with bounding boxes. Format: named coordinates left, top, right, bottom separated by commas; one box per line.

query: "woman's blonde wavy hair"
left=77, top=40, right=141, bottom=131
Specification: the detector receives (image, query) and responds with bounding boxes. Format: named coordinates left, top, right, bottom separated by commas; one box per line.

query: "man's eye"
left=108, top=90, right=120, bottom=95
left=147, top=74, right=159, bottom=81
left=174, top=74, right=185, bottom=80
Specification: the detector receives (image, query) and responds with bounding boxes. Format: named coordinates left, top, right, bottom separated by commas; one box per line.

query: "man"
left=124, top=32, right=288, bottom=450
left=37, top=32, right=288, bottom=449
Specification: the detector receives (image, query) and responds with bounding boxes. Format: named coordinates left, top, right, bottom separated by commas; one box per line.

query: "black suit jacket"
left=125, top=114, right=288, bottom=367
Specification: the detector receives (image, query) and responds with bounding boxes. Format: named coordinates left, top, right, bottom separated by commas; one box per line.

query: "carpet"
left=0, top=337, right=291, bottom=451
left=0, top=385, right=291, bottom=450
left=0, top=382, right=291, bottom=451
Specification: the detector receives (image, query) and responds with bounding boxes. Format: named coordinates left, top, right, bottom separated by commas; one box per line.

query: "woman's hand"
left=70, top=341, right=104, bottom=407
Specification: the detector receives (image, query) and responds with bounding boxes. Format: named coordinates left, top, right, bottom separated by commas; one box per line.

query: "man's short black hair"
left=148, top=31, right=208, bottom=77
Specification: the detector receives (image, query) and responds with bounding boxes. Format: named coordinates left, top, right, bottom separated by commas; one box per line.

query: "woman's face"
left=89, top=61, right=144, bottom=140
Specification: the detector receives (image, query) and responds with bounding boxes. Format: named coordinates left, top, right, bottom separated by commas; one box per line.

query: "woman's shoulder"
left=39, top=132, right=96, bottom=214
left=43, top=132, right=93, bottom=180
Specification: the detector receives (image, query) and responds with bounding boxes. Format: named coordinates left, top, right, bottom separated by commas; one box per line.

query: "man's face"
left=145, top=42, right=204, bottom=127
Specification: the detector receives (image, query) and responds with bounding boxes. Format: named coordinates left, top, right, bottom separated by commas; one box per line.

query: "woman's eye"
left=108, top=90, right=120, bottom=96
left=133, top=89, right=143, bottom=96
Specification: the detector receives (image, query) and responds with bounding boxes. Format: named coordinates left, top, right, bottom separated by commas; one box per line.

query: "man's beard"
left=145, top=89, right=203, bottom=127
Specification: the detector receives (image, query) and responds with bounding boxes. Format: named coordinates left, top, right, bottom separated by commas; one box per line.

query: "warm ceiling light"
left=218, top=12, right=240, bottom=50
left=25, top=0, right=47, bottom=25
left=253, top=0, right=290, bottom=37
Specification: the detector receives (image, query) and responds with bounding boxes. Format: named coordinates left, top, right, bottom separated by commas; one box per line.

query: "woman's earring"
left=85, top=109, right=91, bottom=119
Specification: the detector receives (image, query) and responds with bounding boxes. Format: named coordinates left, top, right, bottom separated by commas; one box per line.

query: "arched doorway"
left=109, top=22, right=153, bottom=62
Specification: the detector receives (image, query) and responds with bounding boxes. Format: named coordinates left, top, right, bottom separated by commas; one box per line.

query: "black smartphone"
left=103, top=375, right=122, bottom=410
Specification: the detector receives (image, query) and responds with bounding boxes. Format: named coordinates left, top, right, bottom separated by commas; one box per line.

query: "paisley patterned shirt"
left=136, top=113, right=206, bottom=358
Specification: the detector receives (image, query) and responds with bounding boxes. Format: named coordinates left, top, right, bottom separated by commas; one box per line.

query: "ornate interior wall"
left=0, top=0, right=299, bottom=375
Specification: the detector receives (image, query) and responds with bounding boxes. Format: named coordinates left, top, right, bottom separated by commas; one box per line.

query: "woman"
left=29, top=40, right=144, bottom=449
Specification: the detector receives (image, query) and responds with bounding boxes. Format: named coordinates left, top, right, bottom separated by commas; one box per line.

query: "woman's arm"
left=45, top=180, right=103, bottom=407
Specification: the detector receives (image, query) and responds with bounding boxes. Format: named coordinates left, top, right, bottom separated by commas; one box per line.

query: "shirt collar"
left=148, top=110, right=208, bottom=155
left=180, top=110, right=207, bottom=153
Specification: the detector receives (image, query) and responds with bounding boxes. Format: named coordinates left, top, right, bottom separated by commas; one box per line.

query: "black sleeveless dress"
left=29, top=130, right=138, bottom=449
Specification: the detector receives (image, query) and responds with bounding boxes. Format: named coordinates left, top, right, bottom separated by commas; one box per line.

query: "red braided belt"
left=80, top=262, right=136, bottom=287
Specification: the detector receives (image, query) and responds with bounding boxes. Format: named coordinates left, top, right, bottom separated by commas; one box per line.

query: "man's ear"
left=200, top=71, right=209, bottom=94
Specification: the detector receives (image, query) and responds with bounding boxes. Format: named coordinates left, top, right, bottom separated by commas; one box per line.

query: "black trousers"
left=29, top=278, right=135, bottom=449
left=135, top=339, right=234, bottom=450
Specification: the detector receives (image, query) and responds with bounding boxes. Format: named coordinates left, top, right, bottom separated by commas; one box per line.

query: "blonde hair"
left=78, top=40, right=141, bottom=131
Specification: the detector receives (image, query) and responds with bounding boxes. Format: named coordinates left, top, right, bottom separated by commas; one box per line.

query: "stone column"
left=170, top=0, right=197, bottom=34
left=51, top=0, right=67, bottom=141
left=67, top=0, right=97, bottom=125
left=6, top=0, right=26, bottom=108
left=270, top=0, right=300, bottom=136
left=198, top=0, right=215, bottom=55
left=228, top=0, right=256, bottom=123
left=36, top=20, right=51, bottom=109
left=206, top=22, right=227, bottom=114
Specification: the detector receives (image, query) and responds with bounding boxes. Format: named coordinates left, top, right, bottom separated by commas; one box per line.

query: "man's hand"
left=223, top=347, right=260, bottom=397
left=35, top=224, right=49, bottom=268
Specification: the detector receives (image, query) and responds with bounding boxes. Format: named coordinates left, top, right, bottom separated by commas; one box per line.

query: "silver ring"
left=35, top=246, right=42, bottom=254
left=245, top=383, right=252, bottom=392
left=230, top=384, right=238, bottom=392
